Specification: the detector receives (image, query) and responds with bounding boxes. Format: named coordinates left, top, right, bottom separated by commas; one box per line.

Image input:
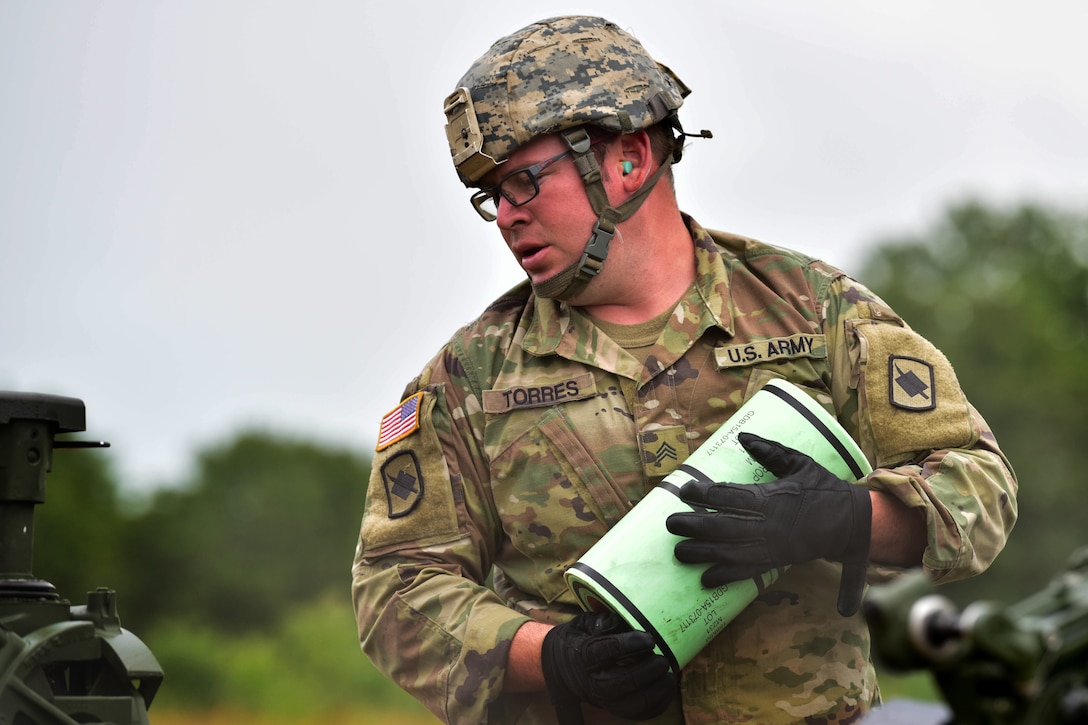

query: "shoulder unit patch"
left=380, top=450, right=424, bottom=518
left=848, top=318, right=978, bottom=467
left=888, top=355, right=936, bottom=411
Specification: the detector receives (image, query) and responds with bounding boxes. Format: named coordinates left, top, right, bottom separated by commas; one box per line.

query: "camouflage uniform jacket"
left=352, top=216, right=1018, bottom=725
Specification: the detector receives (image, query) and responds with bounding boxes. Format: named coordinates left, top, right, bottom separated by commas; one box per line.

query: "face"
left=481, top=135, right=604, bottom=288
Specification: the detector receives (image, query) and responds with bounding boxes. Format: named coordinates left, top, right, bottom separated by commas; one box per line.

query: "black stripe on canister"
left=761, top=384, right=866, bottom=480
left=567, top=562, right=681, bottom=674
left=659, top=466, right=712, bottom=511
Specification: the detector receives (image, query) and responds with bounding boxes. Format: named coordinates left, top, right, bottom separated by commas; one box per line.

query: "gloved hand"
left=665, top=432, right=872, bottom=617
left=541, top=611, right=677, bottom=723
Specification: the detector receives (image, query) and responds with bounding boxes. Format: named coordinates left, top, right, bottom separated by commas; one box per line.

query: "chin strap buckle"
left=579, top=222, right=615, bottom=276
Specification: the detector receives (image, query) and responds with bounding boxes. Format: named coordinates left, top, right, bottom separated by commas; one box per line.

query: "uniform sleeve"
left=350, top=346, right=533, bottom=725
left=822, top=273, right=1018, bottom=582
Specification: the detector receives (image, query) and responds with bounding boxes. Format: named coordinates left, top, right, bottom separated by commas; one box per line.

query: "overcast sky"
left=3, top=1, right=1086, bottom=491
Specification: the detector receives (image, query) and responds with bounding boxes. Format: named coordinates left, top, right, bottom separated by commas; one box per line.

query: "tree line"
left=35, top=432, right=369, bottom=636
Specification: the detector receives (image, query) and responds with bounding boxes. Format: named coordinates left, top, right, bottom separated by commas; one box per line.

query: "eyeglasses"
left=469, top=149, right=575, bottom=222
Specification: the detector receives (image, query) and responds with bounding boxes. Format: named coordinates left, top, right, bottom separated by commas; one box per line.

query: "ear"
left=613, top=130, right=654, bottom=190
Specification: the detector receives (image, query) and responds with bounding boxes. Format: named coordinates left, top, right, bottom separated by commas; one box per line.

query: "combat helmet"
left=443, top=15, right=711, bottom=300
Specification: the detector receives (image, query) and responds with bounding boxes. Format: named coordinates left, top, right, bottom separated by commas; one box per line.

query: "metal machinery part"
left=0, top=392, right=163, bottom=724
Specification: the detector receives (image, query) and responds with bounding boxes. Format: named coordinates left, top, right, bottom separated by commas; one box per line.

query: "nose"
left=495, top=196, right=530, bottom=230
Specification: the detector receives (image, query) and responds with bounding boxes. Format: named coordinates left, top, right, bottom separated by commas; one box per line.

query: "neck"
left=575, top=209, right=695, bottom=324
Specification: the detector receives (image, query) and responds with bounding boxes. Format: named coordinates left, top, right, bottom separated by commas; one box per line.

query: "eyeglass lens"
left=470, top=149, right=572, bottom=221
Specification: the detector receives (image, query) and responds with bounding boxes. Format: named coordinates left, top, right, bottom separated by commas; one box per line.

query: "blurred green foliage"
left=146, top=596, right=434, bottom=721
left=23, top=198, right=1088, bottom=718
left=122, top=432, right=368, bottom=635
left=858, top=199, right=1088, bottom=606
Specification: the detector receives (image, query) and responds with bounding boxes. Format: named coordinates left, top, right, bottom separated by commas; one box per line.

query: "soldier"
left=351, top=15, right=1017, bottom=725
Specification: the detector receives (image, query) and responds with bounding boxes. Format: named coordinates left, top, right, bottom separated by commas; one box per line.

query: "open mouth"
left=514, top=242, right=548, bottom=269
left=520, top=245, right=545, bottom=262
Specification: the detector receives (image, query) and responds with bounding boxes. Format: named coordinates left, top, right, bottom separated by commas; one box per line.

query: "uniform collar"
left=517, top=215, right=735, bottom=377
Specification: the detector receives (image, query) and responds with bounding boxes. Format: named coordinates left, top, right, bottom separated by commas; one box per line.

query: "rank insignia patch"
left=381, top=451, right=424, bottom=518
left=376, top=392, right=423, bottom=451
left=639, top=425, right=691, bottom=478
left=888, top=355, right=936, bottom=411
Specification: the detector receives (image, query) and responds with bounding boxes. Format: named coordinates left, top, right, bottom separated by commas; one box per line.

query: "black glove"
left=541, top=611, right=677, bottom=723
left=665, top=432, right=872, bottom=617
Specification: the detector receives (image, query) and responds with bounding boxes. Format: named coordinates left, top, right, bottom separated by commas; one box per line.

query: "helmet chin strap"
left=532, top=128, right=674, bottom=301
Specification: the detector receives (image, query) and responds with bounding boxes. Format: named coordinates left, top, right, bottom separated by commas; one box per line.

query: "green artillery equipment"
left=864, top=550, right=1088, bottom=724
left=0, top=392, right=162, bottom=724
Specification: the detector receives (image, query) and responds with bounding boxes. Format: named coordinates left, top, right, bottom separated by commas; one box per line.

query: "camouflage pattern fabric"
left=351, top=215, right=1018, bottom=724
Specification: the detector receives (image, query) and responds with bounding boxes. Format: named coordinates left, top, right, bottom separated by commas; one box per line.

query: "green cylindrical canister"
left=564, top=379, right=872, bottom=672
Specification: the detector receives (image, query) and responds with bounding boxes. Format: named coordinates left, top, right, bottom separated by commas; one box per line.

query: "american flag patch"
left=376, top=392, right=423, bottom=451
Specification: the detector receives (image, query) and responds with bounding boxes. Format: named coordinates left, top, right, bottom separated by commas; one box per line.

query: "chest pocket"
left=488, top=401, right=637, bottom=605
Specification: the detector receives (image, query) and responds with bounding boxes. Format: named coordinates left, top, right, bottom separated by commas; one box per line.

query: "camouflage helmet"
left=443, top=15, right=691, bottom=186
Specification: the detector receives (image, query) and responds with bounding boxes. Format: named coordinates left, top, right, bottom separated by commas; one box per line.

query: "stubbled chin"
left=529, top=258, right=584, bottom=300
